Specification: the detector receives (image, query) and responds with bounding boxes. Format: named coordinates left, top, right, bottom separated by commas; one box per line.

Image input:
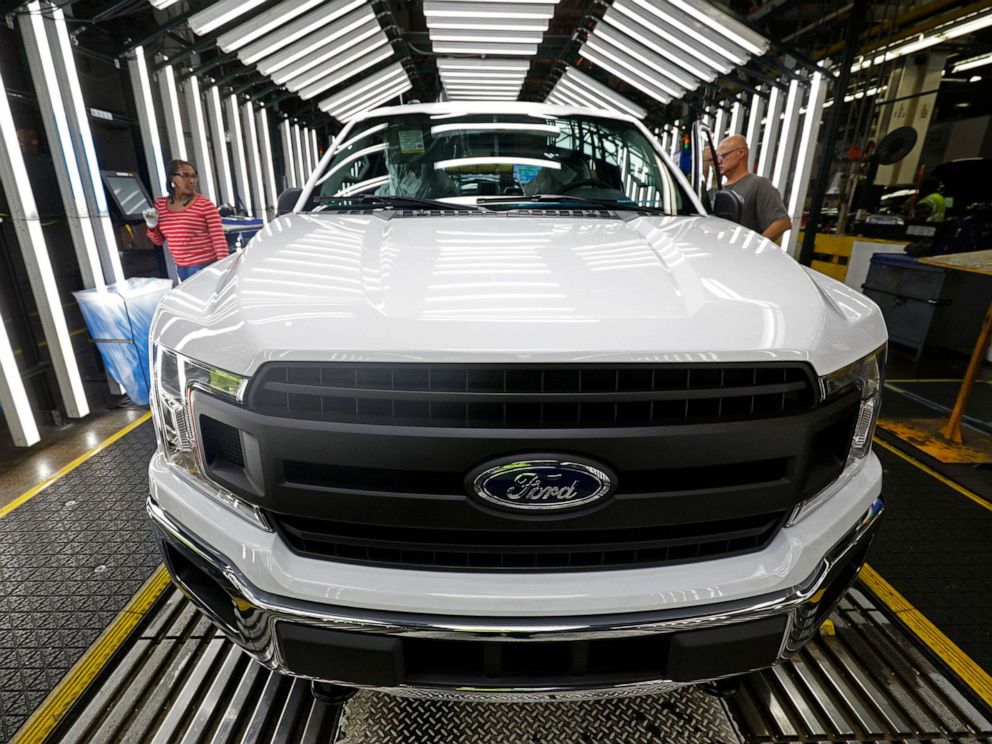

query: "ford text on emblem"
left=471, top=459, right=614, bottom=512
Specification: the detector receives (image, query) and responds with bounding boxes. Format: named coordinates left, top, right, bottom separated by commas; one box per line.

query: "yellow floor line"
left=0, top=412, right=152, bottom=519
left=873, top=435, right=992, bottom=514
left=861, top=564, right=992, bottom=708
left=10, top=565, right=171, bottom=744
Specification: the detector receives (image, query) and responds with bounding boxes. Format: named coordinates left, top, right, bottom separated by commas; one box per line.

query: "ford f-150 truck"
left=147, top=102, right=885, bottom=703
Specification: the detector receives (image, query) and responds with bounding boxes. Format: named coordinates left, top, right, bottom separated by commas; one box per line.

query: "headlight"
left=151, top=345, right=268, bottom=530
left=788, top=345, right=885, bottom=526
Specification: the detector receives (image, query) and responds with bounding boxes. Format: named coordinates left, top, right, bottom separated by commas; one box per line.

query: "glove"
left=143, top=207, right=159, bottom=229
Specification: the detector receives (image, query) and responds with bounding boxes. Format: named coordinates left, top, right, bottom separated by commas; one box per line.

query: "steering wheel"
left=559, top=178, right=613, bottom=193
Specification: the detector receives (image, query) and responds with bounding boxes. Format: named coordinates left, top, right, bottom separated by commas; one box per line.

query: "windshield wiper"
left=477, top=194, right=668, bottom=214
left=317, top=194, right=486, bottom=212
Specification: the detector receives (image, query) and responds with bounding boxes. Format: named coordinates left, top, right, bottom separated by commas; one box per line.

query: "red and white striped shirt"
left=146, top=195, right=228, bottom=267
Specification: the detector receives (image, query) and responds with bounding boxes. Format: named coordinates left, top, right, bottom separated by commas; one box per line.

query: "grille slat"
left=249, top=363, right=816, bottom=428
left=270, top=511, right=786, bottom=572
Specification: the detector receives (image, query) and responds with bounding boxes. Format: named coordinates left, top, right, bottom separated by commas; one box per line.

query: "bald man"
left=716, top=134, right=791, bottom=242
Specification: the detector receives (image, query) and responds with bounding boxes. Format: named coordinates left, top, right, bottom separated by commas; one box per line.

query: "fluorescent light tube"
left=432, top=42, right=537, bottom=55
left=272, top=24, right=384, bottom=85
left=578, top=46, right=674, bottom=103
left=284, top=35, right=393, bottom=91
left=600, top=11, right=717, bottom=81
left=429, top=29, right=544, bottom=43
left=953, top=52, right=992, bottom=73
left=430, top=20, right=548, bottom=31
left=189, top=0, right=267, bottom=36
left=216, top=0, right=324, bottom=52
left=295, top=45, right=393, bottom=100
left=335, top=80, right=412, bottom=121
left=666, top=0, right=768, bottom=57
left=241, top=0, right=369, bottom=66
left=424, top=1, right=556, bottom=19
left=438, top=59, right=530, bottom=71
left=590, top=26, right=697, bottom=89
left=319, top=63, right=407, bottom=112
left=623, top=0, right=748, bottom=66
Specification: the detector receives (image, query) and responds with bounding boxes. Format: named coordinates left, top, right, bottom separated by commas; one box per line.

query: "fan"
left=858, top=126, right=919, bottom=211
left=874, top=126, right=918, bottom=165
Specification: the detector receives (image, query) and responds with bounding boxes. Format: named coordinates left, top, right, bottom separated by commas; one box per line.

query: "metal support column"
left=798, top=0, right=865, bottom=266
left=242, top=100, right=266, bottom=220
left=281, top=119, right=297, bottom=188
left=183, top=76, right=218, bottom=204
left=226, top=94, right=252, bottom=215
left=207, top=86, right=236, bottom=206
left=19, top=5, right=105, bottom=290
left=771, top=78, right=802, bottom=194
left=256, top=105, right=278, bottom=213
left=783, top=70, right=828, bottom=257
left=43, top=1, right=124, bottom=285
left=157, top=57, right=188, bottom=161
left=0, top=63, right=89, bottom=422
left=127, top=46, right=168, bottom=198
left=756, top=84, right=784, bottom=179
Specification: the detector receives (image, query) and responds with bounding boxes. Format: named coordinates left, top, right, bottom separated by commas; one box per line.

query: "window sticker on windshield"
left=398, top=129, right=425, bottom=154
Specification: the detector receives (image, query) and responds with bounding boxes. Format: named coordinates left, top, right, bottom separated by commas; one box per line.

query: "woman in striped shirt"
left=143, top=159, right=228, bottom=282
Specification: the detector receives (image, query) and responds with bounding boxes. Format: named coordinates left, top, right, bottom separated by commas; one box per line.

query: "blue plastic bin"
left=72, top=278, right=173, bottom=406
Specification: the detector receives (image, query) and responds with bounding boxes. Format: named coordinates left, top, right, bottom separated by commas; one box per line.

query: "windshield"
left=309, top=111, right=692, bottom=214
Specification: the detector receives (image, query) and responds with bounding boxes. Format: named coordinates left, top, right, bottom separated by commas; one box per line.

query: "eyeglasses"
left=172, top=172, right=198, bottom=179
left=716, top=148, right=743, bottom=161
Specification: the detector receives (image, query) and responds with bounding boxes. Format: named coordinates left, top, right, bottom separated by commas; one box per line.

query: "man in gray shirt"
left=717, top=135, right=792, bottom=242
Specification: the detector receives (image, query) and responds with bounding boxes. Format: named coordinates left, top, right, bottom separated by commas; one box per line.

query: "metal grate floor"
left=48, top=585, right=992, bottom=743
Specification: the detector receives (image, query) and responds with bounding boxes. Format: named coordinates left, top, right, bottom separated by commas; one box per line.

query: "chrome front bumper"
left=147, top=494, right=884, bottom=700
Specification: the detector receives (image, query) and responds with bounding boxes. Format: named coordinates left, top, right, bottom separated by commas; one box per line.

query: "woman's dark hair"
left=166, top=159, right=196, bottom=193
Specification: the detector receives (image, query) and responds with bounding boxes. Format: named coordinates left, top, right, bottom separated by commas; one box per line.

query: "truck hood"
left=155, top=212, right=886, bottom=377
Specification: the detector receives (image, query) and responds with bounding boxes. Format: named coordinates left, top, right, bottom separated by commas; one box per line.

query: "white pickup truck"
left=147, top=102, right=885, bottom=703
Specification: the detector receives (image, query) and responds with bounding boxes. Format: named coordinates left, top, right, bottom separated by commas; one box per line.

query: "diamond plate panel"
left=335, top=688, right=742, bottom=744
left=0, top=421, right=159, bottom=742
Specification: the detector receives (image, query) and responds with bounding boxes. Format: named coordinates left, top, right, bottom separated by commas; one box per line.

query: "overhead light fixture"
left=295, top=44, right=394, bottom=100
left=274, top=26, right=385, bottom=86
left=610, top=0, right=733, bottom=75
left=189, top=0, right=268, bottom=36
left=429, top=29, right=544, bottom=43
left=335, top=80, right=412, bottom=121
left=600, top=12, right=717, bottom=81
left=852, top=8, right=992, bottom=72
left=148, top=0, right=180, bottom=8
left=666, top=0, right=768, bottom=57
left=438, top=59, right=530, bottom=71
left=216, top=0, right=324, bottom=52
left=441, top=71, right=526, bottom=79
left=952, top=51, right=992, bottom=73
left=241, top=1, right=370, bottom=67
left=430, top=20, right=548, bottom=31
left=623, top=0, right=749, bottom=66
left=588, top=26, right=697, bottom=90
left=318, top=63, right=409, bottom=116
left=550, top=65, right=647, bottom=118
left=432, top=42, right=537, bottom=55
left=970, top=75, right=983, bottom=82
left=578, top=46, right=673, bottom=103
left=423, top=2, right=557, bottom=19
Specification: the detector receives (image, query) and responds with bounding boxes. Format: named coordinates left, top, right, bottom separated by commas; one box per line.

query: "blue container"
left=73, top=278, right=173, bottom=406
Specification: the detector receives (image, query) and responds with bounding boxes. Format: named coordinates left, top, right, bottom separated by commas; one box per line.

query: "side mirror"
left=712, top=188, right=744, bottom=224
left=276, top=187, right=303, bottom=215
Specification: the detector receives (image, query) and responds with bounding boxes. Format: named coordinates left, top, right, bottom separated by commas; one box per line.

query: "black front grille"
left=247, top=363, right=817, bottom=428
left=270, top=511, right=786, bottom=571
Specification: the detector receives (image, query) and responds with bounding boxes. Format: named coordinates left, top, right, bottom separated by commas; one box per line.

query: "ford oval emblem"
left=470, top=458, right=614, bottom=512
